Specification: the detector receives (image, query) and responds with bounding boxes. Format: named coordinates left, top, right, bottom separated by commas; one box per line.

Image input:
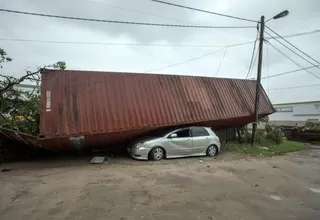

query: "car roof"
left=176, top=126, right=211, bottom=130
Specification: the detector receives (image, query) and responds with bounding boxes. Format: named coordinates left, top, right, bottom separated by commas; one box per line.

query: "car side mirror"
left=169, top=133, right=178, bottom=138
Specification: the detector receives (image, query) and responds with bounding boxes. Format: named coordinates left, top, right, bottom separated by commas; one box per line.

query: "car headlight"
left=135, top=143, right=146, bottom=149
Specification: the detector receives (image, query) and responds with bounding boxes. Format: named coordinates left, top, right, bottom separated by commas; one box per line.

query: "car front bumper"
left=127, top=147, right=149, bottom=160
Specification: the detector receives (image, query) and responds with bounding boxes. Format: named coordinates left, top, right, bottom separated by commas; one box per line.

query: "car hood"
left=134, top=136, right=162, bottom=144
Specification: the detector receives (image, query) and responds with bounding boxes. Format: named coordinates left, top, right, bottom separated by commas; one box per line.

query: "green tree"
left=0, top=48, right=12, bottom=69
left=53, top=61, right=67, bottom=70
left=259, top=116, right=269, bottom=124
left=0, top=48, right=66, bottom=135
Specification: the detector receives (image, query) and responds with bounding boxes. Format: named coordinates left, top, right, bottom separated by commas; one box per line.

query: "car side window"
left=191, top=127, right=209, bottom=137
left=174, top=129, right=191, bottom=138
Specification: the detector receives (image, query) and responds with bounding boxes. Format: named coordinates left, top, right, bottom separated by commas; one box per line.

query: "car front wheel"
left=150, top=147, right=164, bottom=161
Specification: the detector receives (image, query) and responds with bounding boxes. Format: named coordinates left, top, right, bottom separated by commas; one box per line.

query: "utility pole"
left=251, top=15, right=265, bottom=146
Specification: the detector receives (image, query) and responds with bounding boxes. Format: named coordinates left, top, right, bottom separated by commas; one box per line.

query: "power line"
left=0, top=8, right=255, bottom=29
left=267, top=40, right=320, bottom=80
left=214, top=48, right=228, bottom=77
left=266, top=26, right=320, bottom=65
left=0, top=38, right=255, bottom=48
left=265, top=29, right=320, bottom=40
left=265, top=31, right=320, bottom=70
left=150, top=0, right=257, bottom=23
left=246, top=30, right=259, bottom=79
left=262, top=65, right=320, bottom=79
left=266, top=41, right=320, bottom=80
left=269, top=84, right=320, bottom=90
left=144, top=48, right=225, bottom=73
left=143, top=40, right=257, bottom=73
left=266, top=43, right=270, bottom=75
left=87, top=0, right=183, bottom=23
left=89, top=1, right=320, bottom=39
left=248, top=49, right=259, bottom=79
left=265, top=43, right=270, bottom=93
left=247, top=38, right=259, bottom=79
left=246, top=41, right=258, bottom=79
left=87, top=0, right=254, bottom=39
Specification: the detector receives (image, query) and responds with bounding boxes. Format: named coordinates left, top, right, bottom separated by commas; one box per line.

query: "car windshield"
left=147, top=127, right=187, bottom=137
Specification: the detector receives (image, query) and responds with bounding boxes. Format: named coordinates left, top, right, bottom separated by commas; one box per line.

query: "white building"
left=269, top=101, right=320, bottom=126
left=14, top=84, right=39, bottom=93
left=13, top=84, right=40, bottom=100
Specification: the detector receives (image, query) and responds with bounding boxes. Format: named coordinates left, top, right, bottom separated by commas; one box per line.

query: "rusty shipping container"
left=39, top=70, right=274, bottom=150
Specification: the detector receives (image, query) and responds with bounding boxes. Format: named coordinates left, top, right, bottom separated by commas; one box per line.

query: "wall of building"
left=13, top=84, right=40, bottom=100
left=269, top=101, right=320, bottom=126
left=14, top=84, right=39, bottom=93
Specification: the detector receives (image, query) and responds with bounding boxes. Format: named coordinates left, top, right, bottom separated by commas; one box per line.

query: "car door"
left=190, top=127, right=210, bottom=155
left=167, top=128, right=192, bottom=156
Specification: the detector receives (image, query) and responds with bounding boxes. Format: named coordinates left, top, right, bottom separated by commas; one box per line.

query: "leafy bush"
left=238, top=121, right=284, bottom=145
left=239, top=129, right=251, bottom=144
left=265, top=123, right=284, bottom=144
left=256, top=130, right=270, bottom=146
left=305, top=121, right=320, bottom=131
left=239, top=127, right=272, bottom=145
left=259, top=116, right=269, bottom=124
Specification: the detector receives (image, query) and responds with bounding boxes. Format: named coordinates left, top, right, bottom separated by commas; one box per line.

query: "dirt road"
left=1, top=148, right=320, bottom=220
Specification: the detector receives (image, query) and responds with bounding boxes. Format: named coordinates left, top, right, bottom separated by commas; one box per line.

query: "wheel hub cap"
left=154, top=148, right=163, bottom=159
left=209, top=146, right=216, bottom=155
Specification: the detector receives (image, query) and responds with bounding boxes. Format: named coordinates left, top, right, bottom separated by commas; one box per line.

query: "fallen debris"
left=270, top=195, right=282, bottom=201
left=1, top=168, right=12, bottom=172
left=308, top=188, right=320, bottom=193
left=90, top=156, right=105, bottom=164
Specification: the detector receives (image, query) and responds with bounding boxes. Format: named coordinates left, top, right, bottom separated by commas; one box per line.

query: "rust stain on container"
left=39, top=70, right=274, bottom=150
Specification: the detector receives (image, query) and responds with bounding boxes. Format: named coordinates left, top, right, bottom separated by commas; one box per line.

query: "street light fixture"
left=273, top=10, right=289, bottom=20
left=266, top=10, right=289, bottom=23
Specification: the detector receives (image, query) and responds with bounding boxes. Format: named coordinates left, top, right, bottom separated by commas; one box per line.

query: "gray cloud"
left=0, top=0, right=319, bottom=103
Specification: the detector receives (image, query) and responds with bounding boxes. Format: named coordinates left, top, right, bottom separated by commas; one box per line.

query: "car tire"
left=150, top=147, right=164, bottom=161
left=206, top=145, right=218, bottom=157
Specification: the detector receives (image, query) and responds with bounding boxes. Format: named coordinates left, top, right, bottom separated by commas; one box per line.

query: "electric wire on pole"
left=265, top=31, right=320, bottom=70
left=0, top=8, right=255, bottom=29
left=266, top=41, right=320, bottom=80
left=266, top=26, right=320, bottom=65
left=262, top=65, right=320, bottom=79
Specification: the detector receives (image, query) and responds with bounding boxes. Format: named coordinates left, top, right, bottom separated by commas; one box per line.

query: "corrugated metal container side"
left=39, top=70, right=274, bottom=149
left=215, top=128, right=237, bottom=142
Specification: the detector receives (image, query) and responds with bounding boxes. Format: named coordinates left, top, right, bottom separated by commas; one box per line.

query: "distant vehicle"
left=127, top=126, right=220, bottom=161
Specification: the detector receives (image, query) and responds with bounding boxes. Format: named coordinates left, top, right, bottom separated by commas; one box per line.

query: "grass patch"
left=223, top=140, right=306, bottom=156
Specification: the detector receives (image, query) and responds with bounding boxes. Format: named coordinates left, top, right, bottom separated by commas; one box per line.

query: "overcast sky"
left=0, top=0, right=319, bottom=104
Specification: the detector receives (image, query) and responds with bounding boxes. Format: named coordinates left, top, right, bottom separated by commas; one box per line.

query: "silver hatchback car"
left=127, top=126, right=220, bottom=160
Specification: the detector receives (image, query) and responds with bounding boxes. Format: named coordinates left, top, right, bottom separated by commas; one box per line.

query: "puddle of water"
left=270, top=195, right=282, bottom=201
left=309, top=188, right=320, bottom=193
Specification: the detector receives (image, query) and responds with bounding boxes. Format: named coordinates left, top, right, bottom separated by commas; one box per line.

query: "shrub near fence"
left=239, top=122, right=285, bottom=145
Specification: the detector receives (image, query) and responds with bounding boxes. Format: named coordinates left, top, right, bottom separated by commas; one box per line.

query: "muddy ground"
left=0, top=147, right=320, bottom=220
